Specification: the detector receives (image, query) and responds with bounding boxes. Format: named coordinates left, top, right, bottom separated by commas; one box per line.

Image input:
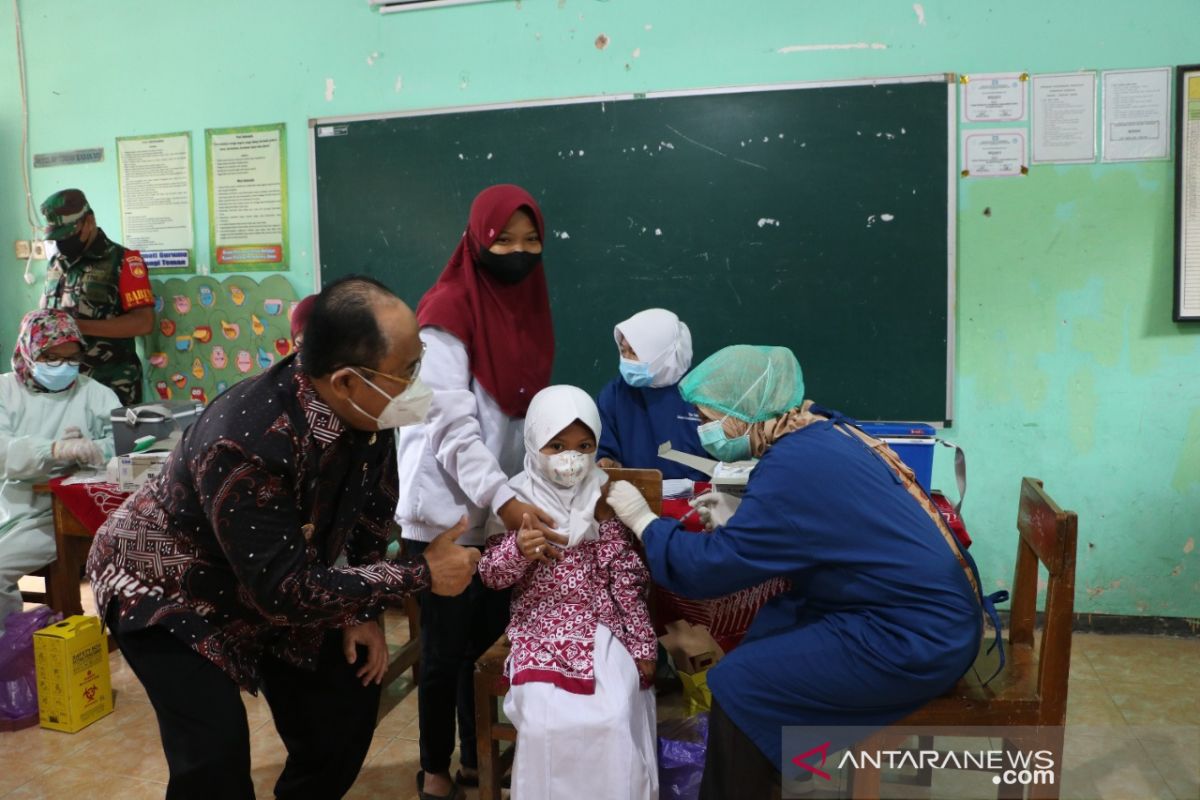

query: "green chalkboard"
left=312, top=76, right=954, bottom=422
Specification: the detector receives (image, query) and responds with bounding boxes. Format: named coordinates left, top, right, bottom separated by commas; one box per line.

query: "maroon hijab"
left=290, top=294, right=316, bottom=342
left=417, top=184, right=554, bottom=418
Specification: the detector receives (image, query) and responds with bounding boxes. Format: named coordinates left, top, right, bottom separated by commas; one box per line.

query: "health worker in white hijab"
left=596, top=308, right=709, bottom=483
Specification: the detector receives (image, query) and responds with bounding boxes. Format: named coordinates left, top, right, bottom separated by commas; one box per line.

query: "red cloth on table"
left=652, top=483, right=790, bottom=653
left=48, top=477, right=131, bottom=535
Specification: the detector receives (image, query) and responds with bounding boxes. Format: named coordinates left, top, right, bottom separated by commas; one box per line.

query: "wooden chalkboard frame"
left=308, top=74, right=958, bottom=423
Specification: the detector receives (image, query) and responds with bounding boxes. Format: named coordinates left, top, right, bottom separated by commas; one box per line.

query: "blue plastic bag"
left=0, top=606, right=59, bottom=721
left=657, top=713, right=709, bottom=800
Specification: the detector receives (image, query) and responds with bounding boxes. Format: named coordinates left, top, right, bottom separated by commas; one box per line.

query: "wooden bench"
left=383, top=540, right=423, bottom=691
left=474, top=468, right=663, bottom=800
left=848, top=477, right=1078, bottom=800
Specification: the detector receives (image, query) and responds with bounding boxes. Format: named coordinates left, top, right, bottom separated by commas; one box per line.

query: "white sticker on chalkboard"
left=317, top=125, right=349, bottom=138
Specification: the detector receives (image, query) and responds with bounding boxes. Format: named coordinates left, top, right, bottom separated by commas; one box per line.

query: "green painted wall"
left=1, top=0, right=1197, bottom=617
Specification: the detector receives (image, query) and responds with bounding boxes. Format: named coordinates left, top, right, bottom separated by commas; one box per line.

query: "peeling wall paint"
left=0, top=0, right=1197, bottom=618
left=776, top=42, right=889, bottom=53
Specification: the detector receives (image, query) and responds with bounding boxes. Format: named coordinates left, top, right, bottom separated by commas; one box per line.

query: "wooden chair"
left=474, top=468, right=663, bottom=800
left=848, top=477, right=1078, bottom=800
left=382, top=539, right=423, bottom=690
left=382, top=595, right=422, bottom=687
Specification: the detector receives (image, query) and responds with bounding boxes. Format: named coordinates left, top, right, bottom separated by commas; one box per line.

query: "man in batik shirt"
left=88, top=277, right=480, bottom=798
left=40, top=188, right=154, bottom=405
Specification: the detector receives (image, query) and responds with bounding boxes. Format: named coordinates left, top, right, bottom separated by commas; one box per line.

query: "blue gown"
left=595, top=377, right=709, bottom=481
left=640, top=417, right=983, bottom=767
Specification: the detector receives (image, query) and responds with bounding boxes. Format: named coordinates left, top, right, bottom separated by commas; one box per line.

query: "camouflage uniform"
left=40, top=189, right=154, bottom=405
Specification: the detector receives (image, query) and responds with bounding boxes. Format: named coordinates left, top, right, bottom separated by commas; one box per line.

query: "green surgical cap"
left=679, top=345, right=805, bottom=423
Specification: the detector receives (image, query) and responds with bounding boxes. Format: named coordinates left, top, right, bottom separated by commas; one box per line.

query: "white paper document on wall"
left=1102, top=67, right=1172, bottom=162
left=116, top=132, right=194, bottom=271
left=961, top=129, right=1027, bottom=178
left=1031, top=72, right=1096, bottom=164
left=960, top=72, right=1029, bottom=123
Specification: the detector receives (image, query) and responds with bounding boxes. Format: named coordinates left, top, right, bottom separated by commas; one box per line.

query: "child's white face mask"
left=538, top=450, right=591, bottom=488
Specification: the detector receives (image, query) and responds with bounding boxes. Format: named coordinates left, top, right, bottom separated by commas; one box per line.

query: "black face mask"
left=477, top=248, right=541, bottom=285
left=54, top=231, right=88, bottom=262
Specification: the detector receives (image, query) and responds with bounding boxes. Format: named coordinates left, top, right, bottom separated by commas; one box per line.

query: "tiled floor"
left=3, top=584, right=1197, bottom=799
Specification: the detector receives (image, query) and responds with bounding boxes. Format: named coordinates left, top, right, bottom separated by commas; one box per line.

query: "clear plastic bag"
left=0, top=606, right=59, bottom=721
left=657, top=712, right=709, bottom=800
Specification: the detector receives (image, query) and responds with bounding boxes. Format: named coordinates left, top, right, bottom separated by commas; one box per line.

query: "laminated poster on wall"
left=115, top=131, right=195, bottom=273
left=1030, top=71, right=1097, bottom=165
left=960, top=128, right=1028, bottom=178
left=205, top=123, right=289, bottom=272
left=146, top=274, right=298, bottom=404
left=1101, top=67, right=1172, bottom=162
left=959, top=72, right=1029, bottom=124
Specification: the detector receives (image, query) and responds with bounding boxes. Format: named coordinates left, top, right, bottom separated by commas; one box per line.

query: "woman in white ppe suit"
left=0, top=309, right=117, bottom=638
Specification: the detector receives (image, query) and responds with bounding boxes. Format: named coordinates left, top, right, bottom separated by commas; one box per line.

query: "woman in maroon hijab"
left=396, top=184, right=560, bottom=799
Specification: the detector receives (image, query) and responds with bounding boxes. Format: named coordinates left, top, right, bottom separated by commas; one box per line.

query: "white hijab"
left=614, top=308, right=694, bottom=388
left=500, top=385, right=609, bottom=547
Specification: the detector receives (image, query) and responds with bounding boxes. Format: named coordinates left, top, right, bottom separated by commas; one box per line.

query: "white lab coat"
left=0, top=373, right=118, bottom=636
left=394, top=327, right=526, bottom=546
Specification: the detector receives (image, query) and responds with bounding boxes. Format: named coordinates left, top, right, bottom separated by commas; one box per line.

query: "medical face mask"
left=349, top=370, right=433, bottom=430
left=477, top=248, right=541, bottom=285
left=33, top=361, right=80, bottom=392
left=538, top=449, right=591, bottom=488
left=697, top=418, right=752, bottom=462
left=618, top=358, right=654, bottom=388
left=54, top=231, right=88, bottom=262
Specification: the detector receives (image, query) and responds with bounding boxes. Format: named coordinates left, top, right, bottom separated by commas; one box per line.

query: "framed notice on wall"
left=1175, top=65, right=1200, bottom=321
left=116, top=132, right=194, bottom=274
left=205, top=123, right=288, bottom=272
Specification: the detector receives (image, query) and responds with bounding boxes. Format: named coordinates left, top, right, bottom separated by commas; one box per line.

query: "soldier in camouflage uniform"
left=40, top=189, right=155, bottom=405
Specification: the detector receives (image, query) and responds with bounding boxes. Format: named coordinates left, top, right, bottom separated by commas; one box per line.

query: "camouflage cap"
left=40, top=189, right=92, bottom=240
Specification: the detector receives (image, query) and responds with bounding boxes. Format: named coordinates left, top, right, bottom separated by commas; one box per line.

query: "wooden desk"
left=32, top=483, right=97, bottom=617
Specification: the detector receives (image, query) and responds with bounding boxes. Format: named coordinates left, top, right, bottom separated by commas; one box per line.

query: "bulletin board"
left=145, top=274, right=299, bottom=404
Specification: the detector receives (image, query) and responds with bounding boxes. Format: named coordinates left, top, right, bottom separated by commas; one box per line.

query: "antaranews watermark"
left=837, top=746, right=1056, bottom=786
left=781, top=724, right=1063, bottom=799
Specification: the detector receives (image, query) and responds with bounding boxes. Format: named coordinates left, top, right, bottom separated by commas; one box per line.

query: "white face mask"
left=537, top=449, right=591, bottom=488
left=349, top=369, right=433, bottom=430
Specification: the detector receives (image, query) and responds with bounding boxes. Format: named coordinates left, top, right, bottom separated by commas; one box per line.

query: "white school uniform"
left=504, top=625, right=659, bottom=800
left=394, top=326, right=525, bottom=546
left=497, top=385, right=658, bottom=800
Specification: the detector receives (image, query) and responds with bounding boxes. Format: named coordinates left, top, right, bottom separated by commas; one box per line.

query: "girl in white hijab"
left=596, top=308, right=709, bottom=481
left=479, top=385, right=659, bottom=800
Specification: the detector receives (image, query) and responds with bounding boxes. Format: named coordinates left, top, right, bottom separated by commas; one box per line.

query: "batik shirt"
left=87, top=355, right=429, bottom=689
left=41, top=229, right=154, bottom=405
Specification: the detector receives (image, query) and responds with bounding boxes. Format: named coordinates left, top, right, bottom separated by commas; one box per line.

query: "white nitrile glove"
left=61, top=426, right=83, bottom=440
left=607, top=480, right=658, bottom=538
left=53, top=437, right=105, bottom=467
left=688, top=491, right=742, bottom=531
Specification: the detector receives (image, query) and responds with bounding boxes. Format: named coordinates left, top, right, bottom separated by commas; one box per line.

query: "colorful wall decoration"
left=145, top=274, right=299, bottom=404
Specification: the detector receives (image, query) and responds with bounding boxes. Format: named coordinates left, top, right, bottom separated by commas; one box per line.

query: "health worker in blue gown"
left=595, top=308, right=708, bottom=482
left=605, top=345, right=990, bottom=800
